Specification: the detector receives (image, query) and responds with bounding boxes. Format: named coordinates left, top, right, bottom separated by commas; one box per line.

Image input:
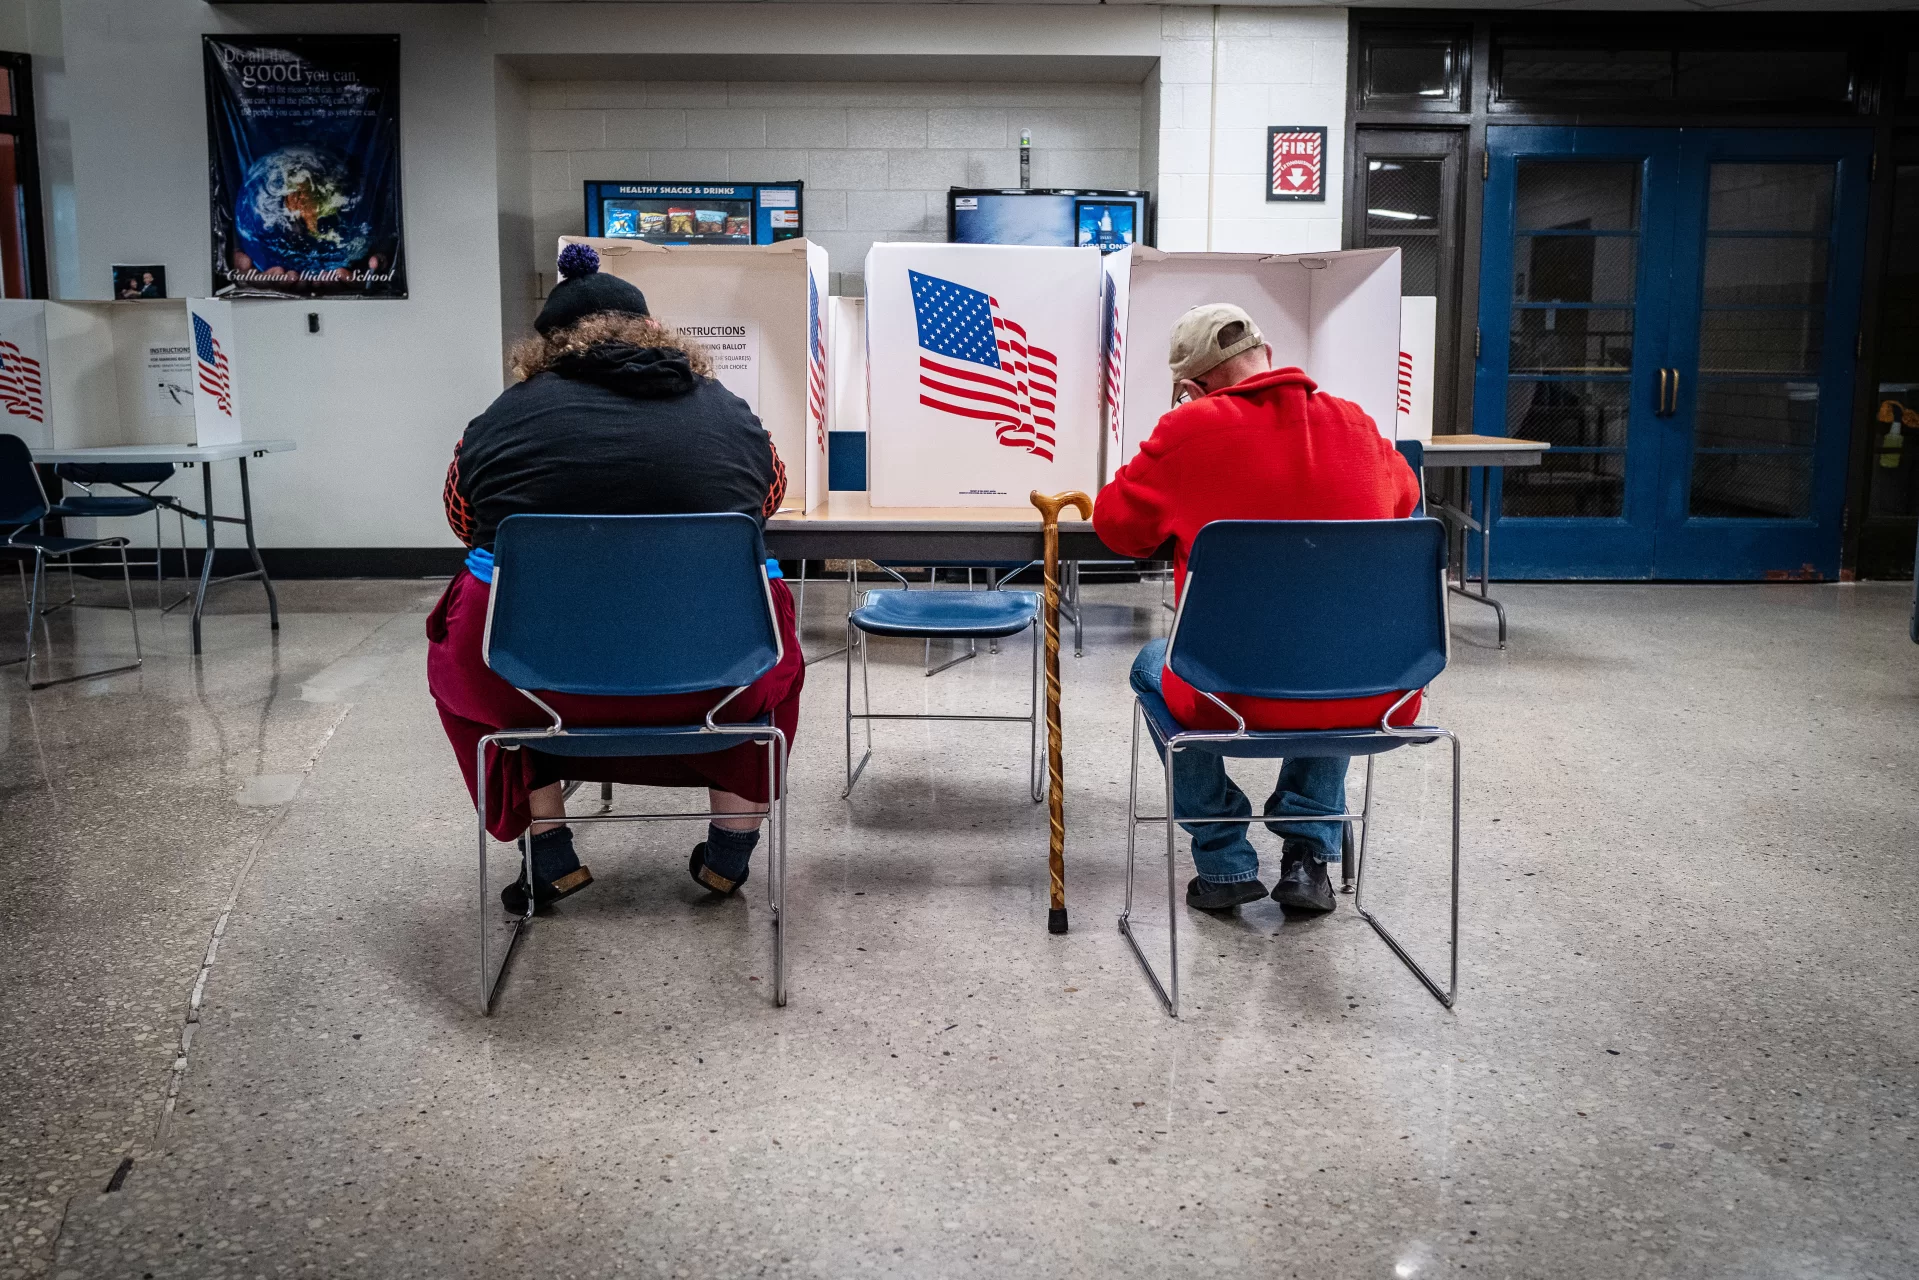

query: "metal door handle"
left=1657, top=368, right=1671, bottom=417
left=1668, top=368, right=1680, bottom=416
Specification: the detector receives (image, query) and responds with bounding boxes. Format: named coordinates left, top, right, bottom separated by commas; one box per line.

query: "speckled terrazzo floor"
left=1, top=575, right=1914, bottom=1279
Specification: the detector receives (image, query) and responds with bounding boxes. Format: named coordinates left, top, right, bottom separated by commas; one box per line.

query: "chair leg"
left=119, top=542, right=143, bottom=669
left=1072, top=561, right=1083, bottom=658
left=1163, top=746, right=1180, bottom=1016
left=843, top=617, right=872, bottom=797
left=1118, top=703, right=1179, bottom=1017
left=1028, top=619, right=1043, bottom=803
left=1352, top=735, right=1460, bottom=1008
left=477, top=737, right=534, bottom=1015
left=20, top=552, right=42, bottom=687
left=773, top=732, right=790, bottom=1008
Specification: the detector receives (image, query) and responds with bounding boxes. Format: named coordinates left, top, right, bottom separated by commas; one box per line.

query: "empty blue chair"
left=0, top=435, right=143, bottom=689
left=479, top=512, right=791, bottom=1012
left=843, top=578, right=1043, bottom=800
left=1119, top=518, right=1459, bottom=1016
left=51, top=462, right=190, bottom=608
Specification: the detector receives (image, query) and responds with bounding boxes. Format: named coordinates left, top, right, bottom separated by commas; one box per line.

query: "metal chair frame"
left=51, top=468, right=194, bottom=612
left=1118, top=562, right=1461, bottom=1018
left=475, top=543, right=790, bottom=1016
left=842, top=585, right=1044, bottom=803
left=1, top=447, right=144, bottom=690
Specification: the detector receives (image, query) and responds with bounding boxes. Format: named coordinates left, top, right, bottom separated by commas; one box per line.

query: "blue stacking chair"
left=1119, top=518, right=1459, bottom=1016
left=0, top=435, right=143, bottom=689
left=479, top=512, right=791, bottom=1013
left=51, top=462, right=190, bottom=609
left=843, top=577, right=1043, bottom=800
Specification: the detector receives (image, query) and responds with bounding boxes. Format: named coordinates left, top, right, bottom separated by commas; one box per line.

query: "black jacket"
left=444, top=343, right=786, bottom=550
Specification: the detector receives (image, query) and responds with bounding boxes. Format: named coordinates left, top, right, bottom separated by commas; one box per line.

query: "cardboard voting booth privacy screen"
left=1101, top=246, right=1403, bottom=484
left=1397, top=295, right=1437, bottom=443
left=0, top=299, right=247, bottom=452
left=559, top=236, right=829, bottom=512
left=865, top=243, right=1102, bottom=507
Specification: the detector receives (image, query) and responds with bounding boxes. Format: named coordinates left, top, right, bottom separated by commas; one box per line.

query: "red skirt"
left=427, top=570, right=804, bottom=841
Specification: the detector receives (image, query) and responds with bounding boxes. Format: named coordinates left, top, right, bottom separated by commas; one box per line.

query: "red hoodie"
left=1094, top=366, right=1424, bottom=732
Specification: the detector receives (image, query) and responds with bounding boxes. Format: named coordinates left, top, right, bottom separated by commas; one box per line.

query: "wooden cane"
left=1030, top=489, right=1093, bottom=935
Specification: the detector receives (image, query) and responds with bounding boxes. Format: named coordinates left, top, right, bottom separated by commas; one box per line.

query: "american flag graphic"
left=1104, top=286, right=1123, bottom=444
left=910, top=270, right=1057, bottom=462
left=193, top=314, right=232, bottom=417
left=1397, top=350, right=1414, bottom=416
left=0, top=339, right=44, bottom=424
left=807, top=273, right=827, bottom=452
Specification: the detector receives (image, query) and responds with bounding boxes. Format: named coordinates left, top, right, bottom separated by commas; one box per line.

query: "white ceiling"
left=288, top=0, right=1917, bottom=10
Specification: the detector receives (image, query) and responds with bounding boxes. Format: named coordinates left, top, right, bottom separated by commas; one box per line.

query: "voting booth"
left=825, top=296, right=868, bottom=490
left=864, top=242, right=1102, bottom=507
left=1397, top=295, right=1438, bottom=443
left=1100, top=246, right=1403, bottom=484
left=0, top=298, right=247, bottom=451
left=559, top=235, right=830, bottom=512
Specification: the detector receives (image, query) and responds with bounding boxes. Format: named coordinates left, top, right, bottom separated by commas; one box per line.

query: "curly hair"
left=509, top=313, right=715, bottom=382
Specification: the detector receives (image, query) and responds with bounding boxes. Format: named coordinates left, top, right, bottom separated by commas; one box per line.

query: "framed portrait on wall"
left=204, top=35, right=407, bottom=299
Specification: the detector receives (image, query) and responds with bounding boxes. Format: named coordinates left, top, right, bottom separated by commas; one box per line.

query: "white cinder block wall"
left=42, top=2, right=1350, bottom=552
left=526, top=81, right=1143, bottom=297
left=1153, top=6, right=1347, bottom=254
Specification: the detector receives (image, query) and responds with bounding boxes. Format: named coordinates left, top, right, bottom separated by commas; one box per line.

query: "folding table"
left=1418, top=434, right=1549, bottom=649
left=31, top=441, right=297, bottom=654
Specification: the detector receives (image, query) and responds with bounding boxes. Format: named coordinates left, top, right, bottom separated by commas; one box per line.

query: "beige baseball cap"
left=1167, top=304, right=1264, bottom=401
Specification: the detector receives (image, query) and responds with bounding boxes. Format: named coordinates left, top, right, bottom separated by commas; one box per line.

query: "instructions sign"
left=673, top=319, right=760, bottom=413
left=145, top=344, right=195, bottom=418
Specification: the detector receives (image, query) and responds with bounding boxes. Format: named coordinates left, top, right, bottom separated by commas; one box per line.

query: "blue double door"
left=1475, top=127, right=1872, bottom=579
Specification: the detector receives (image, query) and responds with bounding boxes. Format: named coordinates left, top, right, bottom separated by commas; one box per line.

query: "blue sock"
left=703, top=824, right=759, bottom=881
left=527, top=826, right=580, bottom=881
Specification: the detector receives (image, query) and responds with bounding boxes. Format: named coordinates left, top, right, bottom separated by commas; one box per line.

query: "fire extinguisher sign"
left=1267, top=126, right=1327, bottom=203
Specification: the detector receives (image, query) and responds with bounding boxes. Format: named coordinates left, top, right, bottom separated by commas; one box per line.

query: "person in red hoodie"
left=1094, top=303, right=1422, bottom=915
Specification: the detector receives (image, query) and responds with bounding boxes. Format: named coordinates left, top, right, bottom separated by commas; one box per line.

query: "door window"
left=1689, top=163, right=1834, bottom=518
left=1503, top=161, right=1641, bottom=517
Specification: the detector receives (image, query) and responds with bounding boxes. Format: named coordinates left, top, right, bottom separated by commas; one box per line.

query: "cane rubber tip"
left=1048, top=907, right=1069, bottom=935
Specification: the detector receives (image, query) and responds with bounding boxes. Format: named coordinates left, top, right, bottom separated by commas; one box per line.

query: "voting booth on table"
left=0, top=298, right=247, bottom=453
left=559, top=235, right=830, bottom=512
left=1099, top=246, right=1404, bottom=484
left=825, top=296, right=868, bottom=490
left=1397, top=295, right=1438, bottom=443
left=864, top=243, right=1103, bottom=507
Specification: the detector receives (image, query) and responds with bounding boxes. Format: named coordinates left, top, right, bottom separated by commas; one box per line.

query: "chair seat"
left=53, top=496, right=159, bottom=518
left=2, top=532, right=130, bottom=556
left=499, top=716, right=775, bottom=758
left=851, top=588, right=1039, bottom=639
left=1136, top=684, right=1428, bottom=759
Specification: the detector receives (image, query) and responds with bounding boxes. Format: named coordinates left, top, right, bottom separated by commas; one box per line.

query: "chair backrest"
left=55, top=462, right=175, bottom=486
left=1394, top=439, right=1426, bottom=517
left=484, top=512, right=781, bottom=698
left=0, top=434, right=49, bottom=529
left=1169, top=518, right=1448, bottom=701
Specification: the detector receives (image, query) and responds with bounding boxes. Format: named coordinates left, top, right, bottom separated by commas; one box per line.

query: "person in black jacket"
left=429, top=244, right=801, bottom=913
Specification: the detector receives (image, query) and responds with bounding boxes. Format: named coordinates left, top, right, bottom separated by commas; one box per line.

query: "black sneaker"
left=1272, top=847, right=1336, bottom=913
left=1185, top=875, right=1270, bottom=911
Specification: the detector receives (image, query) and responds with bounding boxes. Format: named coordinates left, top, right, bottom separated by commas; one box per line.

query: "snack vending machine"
left=583, top=181, right=805, bottom=246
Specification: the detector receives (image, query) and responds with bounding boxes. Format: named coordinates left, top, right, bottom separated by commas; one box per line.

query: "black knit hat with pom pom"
left=534, top=243, right=650, bottom=335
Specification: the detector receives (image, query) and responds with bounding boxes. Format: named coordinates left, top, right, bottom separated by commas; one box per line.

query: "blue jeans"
left=1129, top=638, right=1347, bottom=885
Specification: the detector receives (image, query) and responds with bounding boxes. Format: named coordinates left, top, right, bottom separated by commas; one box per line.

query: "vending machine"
left=583, top=180, right=806, bottom=246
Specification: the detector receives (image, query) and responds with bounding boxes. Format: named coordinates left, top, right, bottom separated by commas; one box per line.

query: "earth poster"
left=204, top=35, right=406, bottom=299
